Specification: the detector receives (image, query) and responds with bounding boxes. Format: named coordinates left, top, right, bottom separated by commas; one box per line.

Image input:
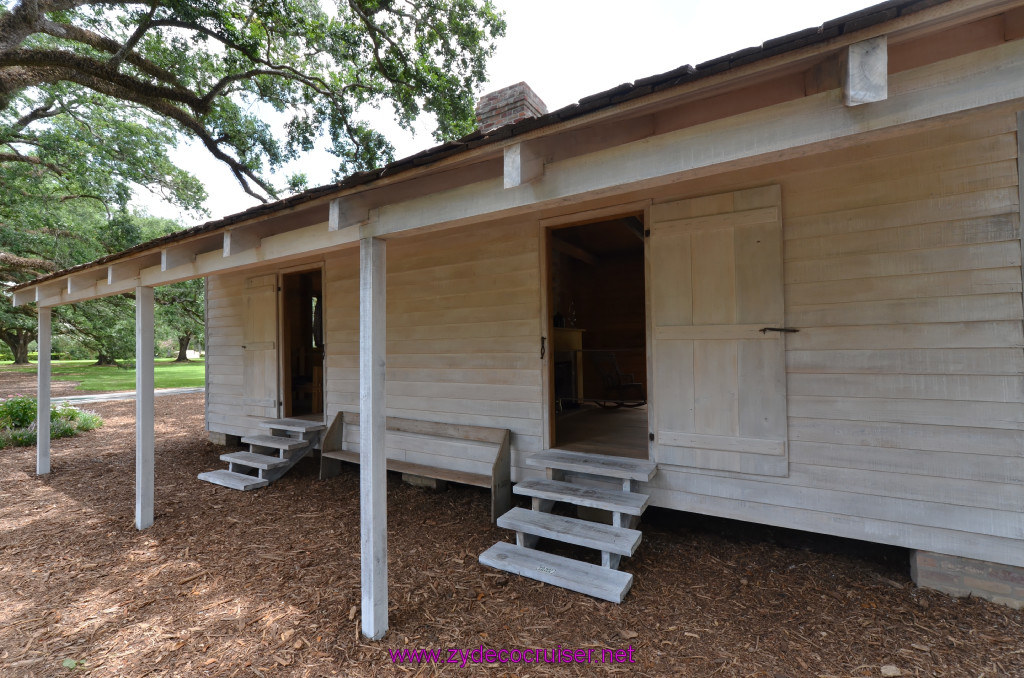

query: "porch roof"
left=9, top=0, right=1008, bottom=306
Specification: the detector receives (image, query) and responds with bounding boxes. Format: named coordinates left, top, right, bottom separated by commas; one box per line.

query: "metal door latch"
left=759, top=327, right=799, bottom=334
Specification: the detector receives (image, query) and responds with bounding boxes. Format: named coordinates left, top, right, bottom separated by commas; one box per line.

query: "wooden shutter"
left=242, top=274, right=279, bottom=414
left=648, top=185, right=789, bottom=476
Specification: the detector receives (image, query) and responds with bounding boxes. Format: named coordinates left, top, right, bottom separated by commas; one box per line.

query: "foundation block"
left=910, top=550, right=1024, bottom=609
left=401, top=473, right=448, bottom=491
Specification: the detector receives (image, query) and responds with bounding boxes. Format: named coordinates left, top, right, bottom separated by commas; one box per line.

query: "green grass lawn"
left=0, top=358, right=205, bottom=392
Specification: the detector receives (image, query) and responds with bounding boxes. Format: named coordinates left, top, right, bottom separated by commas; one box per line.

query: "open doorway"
left=280, top=268, right=324, bottom=418
left=548, top=215, right=648, bottom=459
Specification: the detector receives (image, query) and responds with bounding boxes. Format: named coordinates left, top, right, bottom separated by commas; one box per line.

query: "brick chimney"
left=475, top=82, right=548, bottom=133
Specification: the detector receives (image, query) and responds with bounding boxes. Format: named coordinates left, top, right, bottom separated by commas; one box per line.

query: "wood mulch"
left=1, top=393, right=1021, bottom=677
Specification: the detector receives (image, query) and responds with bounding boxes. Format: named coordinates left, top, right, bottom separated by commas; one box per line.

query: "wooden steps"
left=479, top=542, right=633, bottom=603
left=259, top=417, right=325, bottom=433
left=220, top=451, right=289, bottom=470
left=199, top=417, right=323, bottom=491
left=498, top=507, right=641, bottom=556
left=514, top=478, right=648, bottom=515
left=481, top=450, right=657, bottom=603
left=241, top=435, right=308, bottom=451
left=197, top=469, right=269, bottom=491
left=527, top=449, right=656, bottom=481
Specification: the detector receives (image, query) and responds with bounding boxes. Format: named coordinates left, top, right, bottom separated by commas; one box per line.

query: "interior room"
left=549, top=216, right=648, bottom=459
left=280, top=268, right=324, bottom=418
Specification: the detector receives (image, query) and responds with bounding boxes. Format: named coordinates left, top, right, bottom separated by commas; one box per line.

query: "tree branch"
left=108, top=3, right=158, bottom=72
left=0, top=151, right=63, bottom=174
left=36, top=20, right=189, bottom=92
left=0, top=251, right=58, bottom=275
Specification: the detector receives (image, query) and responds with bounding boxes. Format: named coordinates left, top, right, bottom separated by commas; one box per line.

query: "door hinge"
left=759, top=327, right=799, bottom=334
left=540, top=336, right=546, bottom=360
left=649, top=432, right=655, bottom=442
left=644, top=229, right=651, bottom=237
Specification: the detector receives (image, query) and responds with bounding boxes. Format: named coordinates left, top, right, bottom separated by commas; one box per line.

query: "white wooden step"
left=258, top=417, right=326, bottom=433
left=480, top=542, right=633, bottom=603
left=528, top=449, right=656, bottom=481
left=220, top=451, right=289, bottom=470
left=241, top=435, right=308, bottom=451
left=197, top=470, right=269, bottom=491
left=514, top=479, right=649, bottom=515
left=497, top=507, right=641, bottom=556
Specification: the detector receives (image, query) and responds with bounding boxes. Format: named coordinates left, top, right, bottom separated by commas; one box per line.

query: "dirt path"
left=0, top=393, right=1021, bottom=677
left=52, top=387, right=204, bottom=404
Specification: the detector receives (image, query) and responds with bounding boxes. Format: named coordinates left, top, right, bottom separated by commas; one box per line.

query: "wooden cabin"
left=12, top=0, right=1024, bottom=638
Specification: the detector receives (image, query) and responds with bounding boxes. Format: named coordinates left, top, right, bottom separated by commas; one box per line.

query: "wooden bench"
left=319, top=411, right=512, bottom=523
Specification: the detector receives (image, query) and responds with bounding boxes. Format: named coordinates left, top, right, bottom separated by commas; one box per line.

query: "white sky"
left=144, top=0, right=870, bottom=224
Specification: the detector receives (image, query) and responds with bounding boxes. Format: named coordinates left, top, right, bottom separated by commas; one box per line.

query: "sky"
left=144, top=0, right=871, bottom=224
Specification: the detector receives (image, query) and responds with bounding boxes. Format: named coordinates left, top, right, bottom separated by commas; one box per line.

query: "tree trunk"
left=174, top=334, right=191, bottom=362
left=95, top=353, right=117, bottom=366
left=10, top=332, right=31, bottom=364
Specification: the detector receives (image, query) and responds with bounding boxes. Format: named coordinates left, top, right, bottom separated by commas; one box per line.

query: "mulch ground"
left=1, top=393, right=1021, bottom=677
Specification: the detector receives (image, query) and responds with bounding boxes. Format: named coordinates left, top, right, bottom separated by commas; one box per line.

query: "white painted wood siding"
left=648, top=111, right=1024, bottom=568
left=322, top=221, right=543, bottom=476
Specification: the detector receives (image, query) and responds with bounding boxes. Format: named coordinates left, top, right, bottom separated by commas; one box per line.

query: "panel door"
left=648, top=185, right=789, bottom=476
left=242, top=273, right=279, bottom=415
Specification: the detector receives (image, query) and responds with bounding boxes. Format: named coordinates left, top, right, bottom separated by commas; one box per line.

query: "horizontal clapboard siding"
left=323, top=221, right=543, bottom=473
left=648, top=110, right=1024, bottom=567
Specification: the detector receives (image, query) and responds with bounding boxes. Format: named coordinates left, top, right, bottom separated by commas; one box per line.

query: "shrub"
left=0, top=395, right=38, bottom=429
left=0, top=396, right=104, bottom=448
left=51, top=419, right=77, bottom=439
left=7, top=428, right=37, bottom=447
left=73, top=410, right=102, bottom=432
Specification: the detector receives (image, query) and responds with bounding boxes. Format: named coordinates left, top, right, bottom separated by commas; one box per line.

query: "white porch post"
left=135, top=286, right=155, bottom=530
left=359, top=236, right=388, bottom=640
left=36, top=307, right=51, bottom=475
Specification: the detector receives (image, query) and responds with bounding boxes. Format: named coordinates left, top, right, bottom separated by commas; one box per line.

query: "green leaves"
left=2, top=1, right=506, bottom=201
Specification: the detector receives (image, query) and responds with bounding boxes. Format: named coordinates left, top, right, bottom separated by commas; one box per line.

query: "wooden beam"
left=135, top=286, right=155, bottom=531
left=539, top=200, right=651, bottom=229
left=11, top=288, right=35, bottom=307
left=67, top=273, right=103, bottom=296
left=161, top=247, right=193, bottom=271
left=365, top=38, right=1024, bottom=238
left=504, top=141, right=544, bottom=189
left=330, top=196, right=373, bottom=231
left=35, top=281, right=63, bottom=305
left=163, top=236, right=224, bottom=271
left=107, top=259, right=144, bottom=286
left=552, top=238, right=599, bottom=266
left=844, top=36, right=888, bottom=106
left=36, top=307, right=50, bottom=476
left=223, top=228, right=261, bottom=257
left=359, top=236, right=388, bottom=640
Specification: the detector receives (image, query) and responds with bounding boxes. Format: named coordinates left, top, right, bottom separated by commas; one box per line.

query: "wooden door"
left=648, top=185, right=789, bottom=477
left=242, top=273, right=279, bottom=415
